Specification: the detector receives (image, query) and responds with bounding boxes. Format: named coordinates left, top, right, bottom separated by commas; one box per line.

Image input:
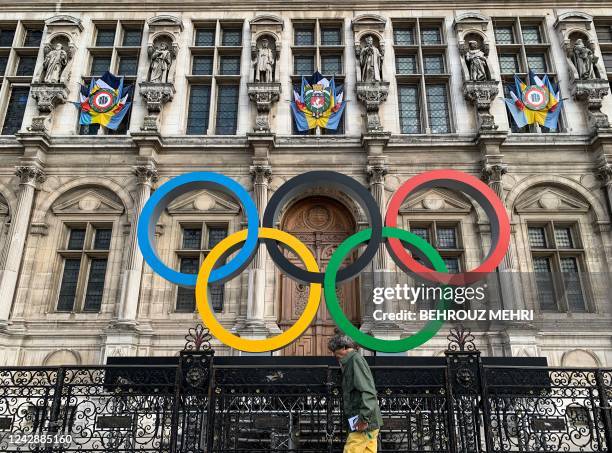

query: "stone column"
left=116, top=163, right=158, bottom=325
left=0, top=165, right=45, bottom=326
left=242, top=164, right=272, bottom=338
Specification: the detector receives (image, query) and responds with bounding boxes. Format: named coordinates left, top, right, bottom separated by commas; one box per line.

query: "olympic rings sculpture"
left=138, top=169, right=511, bottom=353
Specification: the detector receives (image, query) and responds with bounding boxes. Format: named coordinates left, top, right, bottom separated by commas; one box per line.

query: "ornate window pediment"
left=52, top=189, right=124, bottom=216
left=399, top=189, right=473, bottom=213
left=515, top=188, right=589, bottom=214
left=167, top=191, right=240, bottom=215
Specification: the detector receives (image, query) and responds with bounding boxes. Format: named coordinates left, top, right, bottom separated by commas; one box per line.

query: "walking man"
left=328, top=331, right=383, bottom=452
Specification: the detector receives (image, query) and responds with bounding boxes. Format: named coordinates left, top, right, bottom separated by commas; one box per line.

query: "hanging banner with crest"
left=76, top=71, right=133, bottom=131
left=291, top=72, right=346, bottom=131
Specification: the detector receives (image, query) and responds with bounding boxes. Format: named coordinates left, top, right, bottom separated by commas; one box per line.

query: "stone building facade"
left=0, top=0, right=611, bottom=367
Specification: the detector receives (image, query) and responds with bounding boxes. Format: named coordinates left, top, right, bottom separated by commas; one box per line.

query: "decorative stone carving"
left=454, top=13, right=500, bottom=132
left=356, top=82, right=390, bottom=133
left=15, top=165, right=46, bottom=187
left=554, top=12, right=610, bottom=131
left=254, top=37, right=276, bottom=82
left=247, top=83, right=281, bottom=133
left=30, top=83, right=69, bottom=114
left=358, top=35, right=383, bottom=82
left=148, top=42, right=174, bottom=83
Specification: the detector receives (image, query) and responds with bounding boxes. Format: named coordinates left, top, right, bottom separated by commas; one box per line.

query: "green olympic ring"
left=324, top=227, right=450, bottom=353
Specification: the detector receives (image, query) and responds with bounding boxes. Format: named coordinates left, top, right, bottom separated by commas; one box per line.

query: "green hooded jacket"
left=340, top=350, right=383, bottom=431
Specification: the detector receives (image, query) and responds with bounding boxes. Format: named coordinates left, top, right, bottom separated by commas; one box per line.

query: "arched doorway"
left=278, top=196, right=360, bottom=356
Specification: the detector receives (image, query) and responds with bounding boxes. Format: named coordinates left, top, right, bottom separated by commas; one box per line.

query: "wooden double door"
left=278, top=197, right=360, bottom=356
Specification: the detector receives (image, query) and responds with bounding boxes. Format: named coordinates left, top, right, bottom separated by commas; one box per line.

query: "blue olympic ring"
left=137, top=172, right=259, bottom=287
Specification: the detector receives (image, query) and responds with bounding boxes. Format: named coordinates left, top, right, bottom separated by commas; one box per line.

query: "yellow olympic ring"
left=195, top=227, right=321, bottom=352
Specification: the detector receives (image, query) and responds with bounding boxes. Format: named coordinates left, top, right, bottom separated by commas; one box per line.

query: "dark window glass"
left=396, top=55, right=417, bottom=74
left=295, top=27, right=314, bottom=46
left=321, top=54, right=342, bottom=75
left=219, top=55, right=241, bottom=75
left=183, top=228, right=202, bottom=249
left=527, top=53, right=547, bottom=73
left=122, top=28, right=142, bottom=47
left=57, top=259, right=81, bottom=311
left=394, top=28, right=414, bottom=45
left=596, top=25, right=612, bottom=43
left=96, top=28, right=116, bottom=47
left=208, top=227, right=228, bottom=248
left=533, top=256, right=556, bottom=310
left=522, top=25, right=542, bottom=44
left=94, top=228, right=112, bottom=250
left=0, top=28, right=15, bottom=47
left=68, top=228, right=86, bottom=250
left=210, top=284, right=224, bottom=312
left=176, top=258, right=198, bottom=311
left=118, top=56, right=138, bottom=76
left=192, top=56, right=213, bottom=75
left=0, top=55, right=8, bottom=76
left=603, top=53, right=612, bottom=72
left=24, top=28, right=43, bottom=47
left=294, top=55, right=314, bottom=75
left=499, top=54, right=520, bottom=73
left=443, top=257, right=460, bottom=274
left=561, top=257, right=585, bottom=312
left=186, top=85, right=211, bottom=135
left=411, top=227, right=430, bottom=243
left=195, top=28, right=215, bottom=46
left=83, top=258, right=107, bottom=311
left=16, top=56, right=36, bottom=76
left=398, top=84, right=421, bottom=134
left=91, top=56, right=111, bottom=75
left=215, top=85, right=239, bottom=134
left=222, top=29, right=242, bottom=46
left=528, top=227, right=547, bottom=248
left=321, top=27, right=341, bottom=45
left=437, top=227, right=457, bottom=249
left=424, top=54, right=445, bottom=73
left=79, top=124, right=100, bottom=136
left=494, top=26, right=515, bottom=44
left=421, top=27, right=441, bottom=45
left=2, top=86, right=30, bottom=135
left=554, top=227, right=573, bottom=248
left=426, top=84, right=450, bottom=133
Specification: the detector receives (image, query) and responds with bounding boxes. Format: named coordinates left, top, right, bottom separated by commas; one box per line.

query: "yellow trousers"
left=343, top=429, right=379, bottom=453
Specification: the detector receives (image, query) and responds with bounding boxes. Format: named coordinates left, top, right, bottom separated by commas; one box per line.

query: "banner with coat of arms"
left=291, top=72, right=346, bottom=131
left=504, top=70, right=563, bottom=131
left=77, top=71, right=133, bottom=130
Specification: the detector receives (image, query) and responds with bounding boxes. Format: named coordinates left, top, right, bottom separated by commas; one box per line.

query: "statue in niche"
left=465, top=40, right=490, bottom=81
left=572, top=38, right=597, bottom=80
left=148, top=41, right=173, bottom=83
left=255, top=37, right=275, bottom=82
left=359, top=35, right=383, bottom=82
left=42, top=42, right=68, bottom=83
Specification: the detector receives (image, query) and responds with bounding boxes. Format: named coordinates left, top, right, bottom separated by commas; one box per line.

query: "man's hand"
left=356, top=421, right=368, bottom=432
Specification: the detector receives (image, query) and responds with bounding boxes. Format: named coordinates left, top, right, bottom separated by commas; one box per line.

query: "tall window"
left=291, top=20, right=344, bottom=134
left=595, top=20, right=612, bottom=92
left=80, top=21, right=143, bottom=136
left=393, top=20, right=451, bottom=134
left=187, top=22, right=242, bottom=135
left=528, top=223, right=587, bottom=312
left=176, top=224, right=228, bottom=312
left=493, top=18, right=559, bottom=133
left=0, top=22, right=43, bottom=135
left=57, top=225, right=112, bottom=312
left=409, top=222, right=464, bottom=273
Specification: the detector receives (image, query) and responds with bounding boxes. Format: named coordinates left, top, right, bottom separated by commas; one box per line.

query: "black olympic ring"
left=262, top=171, right=382, bottom=284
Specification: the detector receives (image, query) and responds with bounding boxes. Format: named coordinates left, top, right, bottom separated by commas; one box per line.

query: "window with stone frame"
left=79, top=21, right=143, bottom=136
left=527, top=222, right=588, bottom=312
left=408, top=221, right=464, bottom=273
left=393, top=19, right=452, bottom=134
left=56, top=224, right=113, bottom=312
left=176, top=223, right=228, bottom=312
left=187, top=21, right=243, bottom=135
left=0, top=21, right=43, bottom=135
left=595, top=19, right=612, bottom=93
left=493, top=18, right=562, bottom=133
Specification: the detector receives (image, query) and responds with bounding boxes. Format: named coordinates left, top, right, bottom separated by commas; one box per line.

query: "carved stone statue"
left=255, top=37, right=275, bottom=82
left=465, top=40, right=490, bottom=81
left=573, top=38, right=597, bottom=80
left=149, top=42, right=173, bottom=83
left=359, top=35, right=383, bottom=82
left=42, top=43, right=68, bottom=83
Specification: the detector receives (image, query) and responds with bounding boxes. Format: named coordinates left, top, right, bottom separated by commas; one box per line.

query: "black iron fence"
left=0, top=326, right=610, bottom=452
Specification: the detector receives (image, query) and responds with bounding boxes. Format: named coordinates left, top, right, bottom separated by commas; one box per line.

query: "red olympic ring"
left=385, top=169, right=511, bottom=285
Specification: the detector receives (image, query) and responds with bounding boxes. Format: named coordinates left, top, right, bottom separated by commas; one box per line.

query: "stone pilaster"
left=0, top=165, right=46, bottom=327
left=115, top=162, right=158, bottom=326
